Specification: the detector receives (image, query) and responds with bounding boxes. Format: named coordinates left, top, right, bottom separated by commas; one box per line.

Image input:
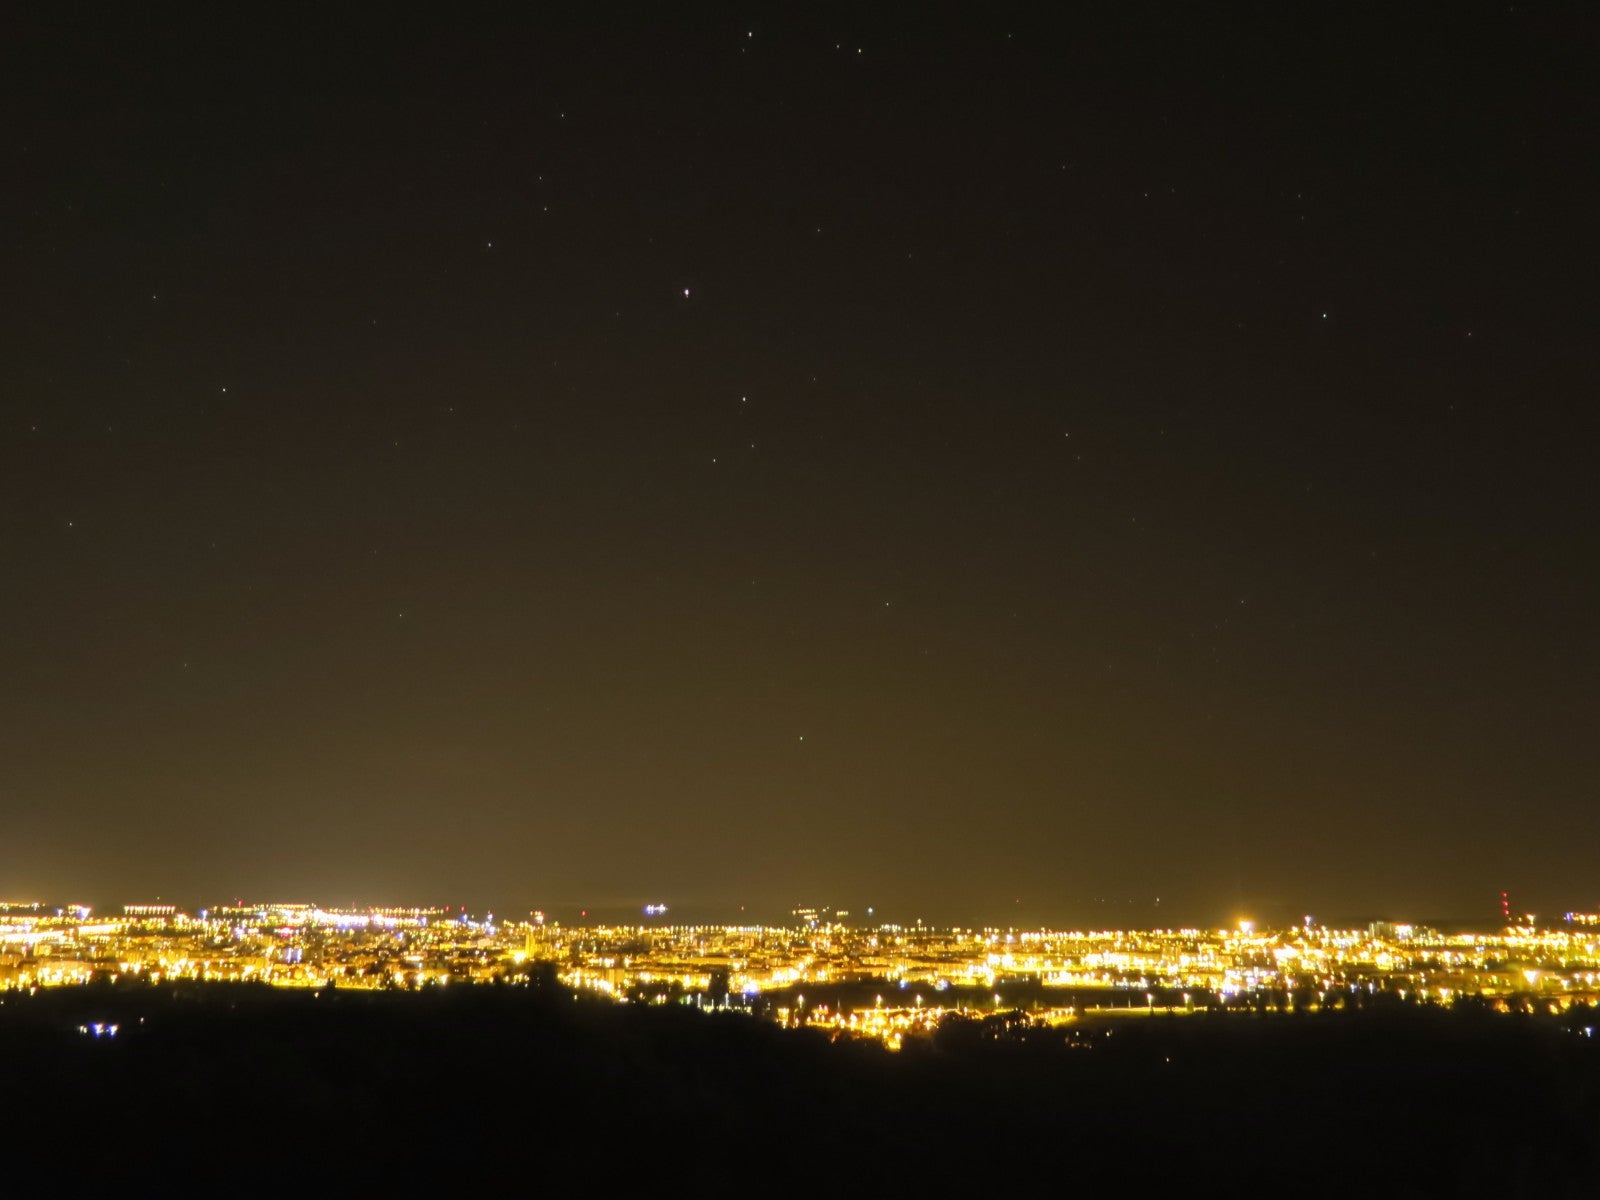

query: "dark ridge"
left=3, top=978, right=1596, bottom=1189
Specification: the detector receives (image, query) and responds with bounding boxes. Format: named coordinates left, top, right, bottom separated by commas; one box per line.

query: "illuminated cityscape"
left=6, top=3, right=1595, bottom=1187
left=8, top=899, right=1600, bottom=1049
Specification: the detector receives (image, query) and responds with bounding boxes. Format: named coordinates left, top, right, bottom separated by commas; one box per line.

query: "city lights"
left=6, top=900, right=1600, bottom=1050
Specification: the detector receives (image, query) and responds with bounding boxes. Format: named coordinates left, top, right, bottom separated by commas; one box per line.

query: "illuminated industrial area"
left=7, top=900, right=1600, bottom=1049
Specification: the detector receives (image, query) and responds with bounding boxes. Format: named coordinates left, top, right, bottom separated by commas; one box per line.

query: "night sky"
left=3, top=7, right=1595, bottom=927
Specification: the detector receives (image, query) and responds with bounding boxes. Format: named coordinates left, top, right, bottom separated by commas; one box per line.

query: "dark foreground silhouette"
left=3, top=975, right=1596, bottom=1193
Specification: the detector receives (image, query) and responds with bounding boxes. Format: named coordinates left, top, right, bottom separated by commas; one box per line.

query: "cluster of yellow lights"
left=5, top=905, right=1600, bottom=1049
